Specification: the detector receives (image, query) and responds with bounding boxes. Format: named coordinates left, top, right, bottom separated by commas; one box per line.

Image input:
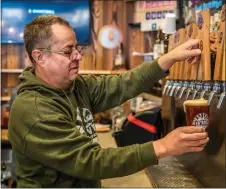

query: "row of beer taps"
left=163, top=5, right=225, bottom=109
left=163, top=77, right=225, bottom=109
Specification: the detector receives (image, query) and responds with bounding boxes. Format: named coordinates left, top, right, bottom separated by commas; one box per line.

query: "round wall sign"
left=98, top=25, right=123, bottom=49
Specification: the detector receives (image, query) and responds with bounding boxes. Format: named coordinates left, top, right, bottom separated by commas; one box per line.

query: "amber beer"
left=183, top=98, right=209, bottom=129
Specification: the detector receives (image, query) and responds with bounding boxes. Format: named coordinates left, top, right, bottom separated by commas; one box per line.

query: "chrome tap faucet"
left=208, top=81, right=221, bottom=105
left=217, top=82, right=226, bottom=108
left=200, top=82, right=212, bottom=99
left=178, top=81, right=189, bottom=98
left=185, top=81, right=195, bottom=100
left=174, top=80, right=183, bottom=98
left=169, top=81, right=178, bottom=97
left=163, top=80, right=170, bottom=95
left=191, top=81, right=203, bottom=99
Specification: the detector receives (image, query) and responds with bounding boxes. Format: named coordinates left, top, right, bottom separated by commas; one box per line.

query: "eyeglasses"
left=37, top=46, right=87, bottom=61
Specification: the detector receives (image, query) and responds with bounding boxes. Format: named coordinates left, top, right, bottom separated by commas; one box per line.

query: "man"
left=8, top=15, right=208, bottom=188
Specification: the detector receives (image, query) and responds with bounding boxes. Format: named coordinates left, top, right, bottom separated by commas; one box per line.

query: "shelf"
left=1, top=69, right=127, bottom=75
left=1, top=69, right=23, bottom=73
left=128, top=20, right=179, bottom=29
left=1, top=96, right=10, bottom=101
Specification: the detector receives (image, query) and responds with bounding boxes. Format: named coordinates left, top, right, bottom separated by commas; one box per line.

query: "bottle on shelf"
left=153, top=27, right=164, bottom=59
left=112, top=43, right=125, bottom=70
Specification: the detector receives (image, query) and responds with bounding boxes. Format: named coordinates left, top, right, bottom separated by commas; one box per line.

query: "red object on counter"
left=127, top=113, right=157, bottom=134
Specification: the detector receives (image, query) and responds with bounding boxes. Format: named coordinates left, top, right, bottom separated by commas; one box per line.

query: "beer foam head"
left=183, top=98, right=208, bottom=112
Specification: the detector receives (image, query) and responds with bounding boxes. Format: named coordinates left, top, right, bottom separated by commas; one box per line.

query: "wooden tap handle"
left=169, top=64, right=175, bottom=80
left=179, top=60, right=186, bottom=80
left=190, top=61, right=200, bottom=80
left=214, top=4, right=225, bottom=81
left=190, top=36, right=200, bottom=81
left=168, top=34, right=175, bottom=80
left=222, top=41, right=226, bottom=81
left=186, top=23, right=199, bottom=80
left=213, top=32, right=225, bottom=80
left=174, top=62, right=180, bottom=80
left=183, top=25, right=190, bottom=80
left=178, top=29, right=186, bottom=80
left=197, top=9, right=211, bottom=81
left=172, top=29, right=184, bottom=80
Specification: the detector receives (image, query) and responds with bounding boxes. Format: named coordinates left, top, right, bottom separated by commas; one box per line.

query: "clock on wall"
left=98, top=25, right=123, bottom=49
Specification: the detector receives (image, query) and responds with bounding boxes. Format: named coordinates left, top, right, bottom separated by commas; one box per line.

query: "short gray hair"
left=24, top=15, right=72, bottom=64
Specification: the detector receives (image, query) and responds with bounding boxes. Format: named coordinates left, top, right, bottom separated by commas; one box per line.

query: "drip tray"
left=145, top=156, right=203, bottom=188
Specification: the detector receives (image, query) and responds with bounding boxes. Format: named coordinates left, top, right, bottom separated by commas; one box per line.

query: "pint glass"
left=183, top=98, right=209, bottom=129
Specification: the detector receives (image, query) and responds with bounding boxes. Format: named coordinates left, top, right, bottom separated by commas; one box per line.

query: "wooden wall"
left=89, top=0, right=127, bottom=70
left=88, top=0, right=146, bottom=70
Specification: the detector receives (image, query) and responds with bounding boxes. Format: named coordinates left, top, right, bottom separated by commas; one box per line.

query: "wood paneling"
left=90, top=0, right=104, bottom=70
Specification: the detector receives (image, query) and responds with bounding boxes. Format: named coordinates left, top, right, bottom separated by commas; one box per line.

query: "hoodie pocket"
left=42, top=168, right=59, bottom=187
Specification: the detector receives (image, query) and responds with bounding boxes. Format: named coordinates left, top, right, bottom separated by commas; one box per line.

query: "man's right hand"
left=152, top=126, right=209, bottom=158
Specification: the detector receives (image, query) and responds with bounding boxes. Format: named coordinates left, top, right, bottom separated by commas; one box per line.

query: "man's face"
left=41, top=24, right=82, bottom=87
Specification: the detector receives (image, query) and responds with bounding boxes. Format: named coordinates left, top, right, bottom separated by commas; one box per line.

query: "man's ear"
left=31, top=50, right=44, bottom=65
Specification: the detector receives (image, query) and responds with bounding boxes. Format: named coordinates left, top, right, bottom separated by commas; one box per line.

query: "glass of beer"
left=183, top=98, right=209, bottom=129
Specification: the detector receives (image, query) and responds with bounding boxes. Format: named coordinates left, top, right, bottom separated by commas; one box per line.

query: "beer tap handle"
left=174, top=63, right=179, bottom=81
left=213, top=32, right=224, bottom=81
left=163, top=78, right=171, bottom=95
left=185, top=89, right=191, bottom=100
left=200, top=90, right=207, bottom=99
left=188, top=24, right=199, bottom=81
left=192, top=90, right=198, bottom=99
left=217, top=92, right=226, bottom=109
left=163, top=80, right=168, bottom=95
left=197, top=9, right=211, bottom=81
left=167, top=64, right=175, bottom=96
left=169, top=65, right=175, bottom=80
left=169, top=85, right=176, bottom=97
left=165, top=34, right=175, bottom=96
left=190, top=62, right=199, bottom=81
left=211, top=5, right=226, bottom=107
left=217, top=22, right=226, bottom=109
left=173, top=31, right=180, bottom=81
left=180, top=24, right=199, bottom=99
left=208, top=91, right=216, bottom=105
left=174, top=86, right=180, bottom=97
left=214, top=4, right=225, bottom=81
left=174, top=29, right=186, bottom=98
left=221, top=6, right=226, bottom=82
left=166, top=85, right=172, bottom=96
left=168, top=34, right=175, bottom=81
left=222, top=42, right=225, bottom=81
left=178, top=28, right=186, bottom=82
left=179, top=87, right=187, bottom=98
left=178, top=28, right=185, bottom=80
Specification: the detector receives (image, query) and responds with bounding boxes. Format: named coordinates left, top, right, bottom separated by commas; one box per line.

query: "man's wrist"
left=158, top=53, right=174, bottom=71
left=152, top=139, right=168, bottom=158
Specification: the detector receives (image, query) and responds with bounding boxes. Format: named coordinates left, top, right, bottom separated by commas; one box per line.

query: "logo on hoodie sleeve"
left=76, top=107, right=98, bottom=142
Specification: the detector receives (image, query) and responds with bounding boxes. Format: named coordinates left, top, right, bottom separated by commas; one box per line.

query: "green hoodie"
left=8, top=60, right=168, bottom=188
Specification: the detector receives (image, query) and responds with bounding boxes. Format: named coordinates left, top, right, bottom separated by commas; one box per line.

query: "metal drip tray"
left=145, top=156, right=203, bottom=188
